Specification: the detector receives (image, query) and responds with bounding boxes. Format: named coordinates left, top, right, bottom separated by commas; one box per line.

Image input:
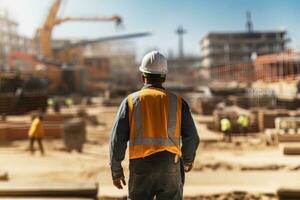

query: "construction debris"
left=0, top=171, right=8, bottom=181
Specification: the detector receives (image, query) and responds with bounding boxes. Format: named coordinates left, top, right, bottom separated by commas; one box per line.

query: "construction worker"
left=47, top=98, right=54, bottom=107
left=237, top=114, right=249, bottom=135
left=28, top=112, right=45, bottom=155
left=65, top=97, right=74, bottom=107
left=220, top=116, right=231, bottom=142
left=109, top=51, right=199, bottom=200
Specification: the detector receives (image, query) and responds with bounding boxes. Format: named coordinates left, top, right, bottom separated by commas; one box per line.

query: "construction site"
left=0, top=0, right=300, bottom=200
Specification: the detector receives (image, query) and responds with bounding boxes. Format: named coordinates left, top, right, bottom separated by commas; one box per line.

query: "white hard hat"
left=139, top=51, right=168, bottom=74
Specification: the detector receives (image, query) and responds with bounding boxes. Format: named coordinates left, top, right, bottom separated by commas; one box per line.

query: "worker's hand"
left=113, top=176, right=126, bottom=189
left=184, top=163, right=193, bottom=172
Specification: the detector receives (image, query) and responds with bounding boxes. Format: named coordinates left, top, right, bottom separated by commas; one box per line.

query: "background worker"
left=220, top=116, right=231, bottom=142
left=109, top=51, right=199, bottom=200
left=237, top=114, right=249, bottom=136
left=65, top=97, right=74, bottom=108
left=28, top=112, right=45, bottom=155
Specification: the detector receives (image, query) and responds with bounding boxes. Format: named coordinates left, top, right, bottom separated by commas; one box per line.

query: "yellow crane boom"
left=55, top=15, right=122, bottom=25
left=36, top=0, right=122, bottom=59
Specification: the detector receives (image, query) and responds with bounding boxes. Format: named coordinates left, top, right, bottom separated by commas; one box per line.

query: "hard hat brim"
left=139, top=66, right=168, bottom=75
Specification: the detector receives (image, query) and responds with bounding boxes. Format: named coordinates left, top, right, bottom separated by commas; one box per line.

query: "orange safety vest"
left=28, top=118, right=45, bottom=138
left=128, top=87, right=182, bottom=159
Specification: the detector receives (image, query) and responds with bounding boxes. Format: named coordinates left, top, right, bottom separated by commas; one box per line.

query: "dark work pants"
left=29, top=137, right=44, bottom=155
left=223, top=130, right=231, bottom=142
left=239, top=126, right=248, bottom=136
left=128, top=151, right=183, bottom=200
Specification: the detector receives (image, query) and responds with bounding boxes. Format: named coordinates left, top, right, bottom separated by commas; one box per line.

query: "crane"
left=36, top=0, right=122, bottom=59
left=9, top=0, right=150, bottom=95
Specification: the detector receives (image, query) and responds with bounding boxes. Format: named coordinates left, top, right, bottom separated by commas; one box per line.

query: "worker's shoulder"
left=167, top=90, right=182, bottom=98
left=127, top=90, right=140, bottom=100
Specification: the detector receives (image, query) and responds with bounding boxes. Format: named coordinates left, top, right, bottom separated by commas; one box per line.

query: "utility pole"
left=246, top=11, right=253, bottom=32
left=175, top=26, right=187, bottom=59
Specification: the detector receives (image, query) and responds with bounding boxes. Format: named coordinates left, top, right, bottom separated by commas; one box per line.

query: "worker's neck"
left=143, top=82, right=164, bottom=89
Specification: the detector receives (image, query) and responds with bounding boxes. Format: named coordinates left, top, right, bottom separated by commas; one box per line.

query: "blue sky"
left=1, top=0, right=300, bottom=59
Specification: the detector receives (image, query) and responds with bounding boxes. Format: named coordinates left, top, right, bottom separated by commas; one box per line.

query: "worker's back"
left=128, top=87, right=181, bottom=159
left=220, top=118, right=231, bottom=132
left=238, top=115, right=249, bottom=127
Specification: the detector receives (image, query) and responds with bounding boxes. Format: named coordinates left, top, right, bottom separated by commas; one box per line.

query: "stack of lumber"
left=0, top=114, right=74, bottom=141
left=278, top=134, right=300, bottom=143
left=0, top=93, right=47, bottom=115
left=258, top=109, right=289, bottom=131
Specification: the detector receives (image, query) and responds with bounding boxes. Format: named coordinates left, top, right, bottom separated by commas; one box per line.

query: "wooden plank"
left=278, top=135, right=300, bottom=143
left=283, top=146, right=300, bottom=155
left=278, top=188, right=300, bottom=200
left=0, top=185, right=98, bottom=199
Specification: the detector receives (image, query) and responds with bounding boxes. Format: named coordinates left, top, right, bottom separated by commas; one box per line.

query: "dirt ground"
left=1, top=104, right=300, bottom=200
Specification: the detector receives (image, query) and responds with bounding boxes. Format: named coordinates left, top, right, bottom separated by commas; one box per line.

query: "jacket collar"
left=142, top=83, right=165, bottom=90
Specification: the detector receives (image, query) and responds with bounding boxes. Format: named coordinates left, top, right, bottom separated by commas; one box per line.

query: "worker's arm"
left=181, top=99, right=200, bottom=166
left=109, top=97, right=130, bottom=181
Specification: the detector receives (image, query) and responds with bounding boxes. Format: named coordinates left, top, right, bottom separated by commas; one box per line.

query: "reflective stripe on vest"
left=129, top=90, right=180, bottom=147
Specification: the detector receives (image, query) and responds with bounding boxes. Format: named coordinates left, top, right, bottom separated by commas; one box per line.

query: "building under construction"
left=200, top=12, right=289, bottom=68
left=200, top=31, right=288, bottom=69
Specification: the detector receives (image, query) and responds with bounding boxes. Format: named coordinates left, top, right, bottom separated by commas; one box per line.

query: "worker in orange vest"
left=109, top=51, right=199, bottom=200
left=28, top=112, right=45, bottom=155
